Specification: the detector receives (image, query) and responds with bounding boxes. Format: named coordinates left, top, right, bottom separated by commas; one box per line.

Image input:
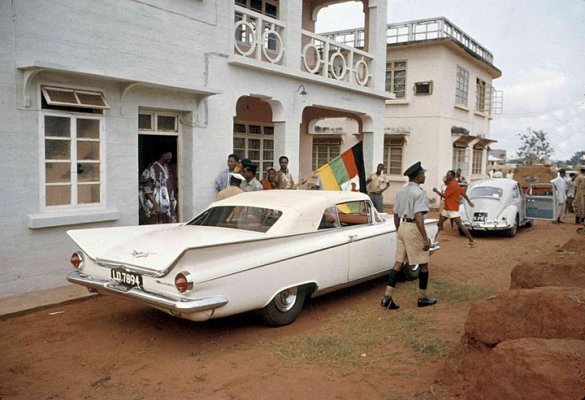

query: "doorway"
left=138, top=134, right=179, bottom=225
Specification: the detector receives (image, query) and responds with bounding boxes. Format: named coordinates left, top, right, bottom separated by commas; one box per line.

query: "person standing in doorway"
left=380, top=161, right=437, bottom=310
left=277, top=156, right=295, bottom=189
left=215, top=154, right=240, bottom=192
left=366, top=163, right=390, bottom=213
left=433, top=170, right=476, bottom=247
left=140, top=151, right=177, bottom=224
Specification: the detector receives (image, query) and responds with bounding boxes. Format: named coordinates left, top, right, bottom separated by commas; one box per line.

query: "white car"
left=459, top=178, right=556, bottom=237
left=67, top=190, right=438, bottom=326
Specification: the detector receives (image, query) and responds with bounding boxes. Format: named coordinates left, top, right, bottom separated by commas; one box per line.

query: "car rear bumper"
left=67, top=271, right=228, bottom=315
left=462, top=220, right=511, bottom=231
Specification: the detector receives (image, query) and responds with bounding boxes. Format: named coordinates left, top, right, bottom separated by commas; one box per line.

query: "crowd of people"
left=214, top=154, right=297, bottom=200
left=138, top=152, right=299, bottom=225
left=552, top=167, right=585, bottom=225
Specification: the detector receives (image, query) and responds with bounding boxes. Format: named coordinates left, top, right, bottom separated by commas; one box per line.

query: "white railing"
left=386, top=18, right=494, bottom=64
left=234, top=5, right=286, bottom=65
left=323, top=17, right=494, bottom=65
left=301, top=30, right=374, bottom=87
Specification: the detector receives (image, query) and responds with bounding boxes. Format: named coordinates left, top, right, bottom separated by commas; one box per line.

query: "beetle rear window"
left=469, top=186, right=503, bottom=199
left=188, top=206, right=282, bottom=232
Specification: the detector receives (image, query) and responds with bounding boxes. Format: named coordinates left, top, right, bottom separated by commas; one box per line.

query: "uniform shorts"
left=395, top=222, right=429, bottom=265
left=440, top=209, right=461, bottom=219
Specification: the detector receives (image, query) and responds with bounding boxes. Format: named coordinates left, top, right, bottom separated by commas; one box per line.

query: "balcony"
left=233, top=6, right=375, bottom=89
left=234, top=5, right=286, bottom=66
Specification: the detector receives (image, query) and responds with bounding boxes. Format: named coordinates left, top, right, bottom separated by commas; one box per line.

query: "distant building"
left=325, top=17, right=503, bottom=203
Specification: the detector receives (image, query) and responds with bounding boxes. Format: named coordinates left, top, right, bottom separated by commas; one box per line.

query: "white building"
left=0, top=0, right=390, bottom=297
left=325, top=17, right=502, bottom=204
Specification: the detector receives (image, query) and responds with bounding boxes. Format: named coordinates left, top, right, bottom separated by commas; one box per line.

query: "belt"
left=368, top=192, right=382, bottom=195
left=401, top=218, right=416, bottom=223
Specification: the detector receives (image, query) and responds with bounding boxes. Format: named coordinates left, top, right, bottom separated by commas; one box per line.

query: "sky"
left=316, top=0, right=585, bottom=162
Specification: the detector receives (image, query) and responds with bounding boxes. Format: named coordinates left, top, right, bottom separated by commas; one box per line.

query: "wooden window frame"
left=455, top=66, right=469, bottom=106
left=233, top=121, right=275, bottom=178
left=40, top=112, right=104, bottom=209
left=385, top=60, right=407, bottom=98
left=312, top=136, right=341, bottom=171
left=383, top=137, right=404, bottom=176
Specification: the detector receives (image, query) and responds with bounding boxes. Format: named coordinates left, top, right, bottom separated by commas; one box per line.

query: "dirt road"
left=0, top=219, right=580, bottom=400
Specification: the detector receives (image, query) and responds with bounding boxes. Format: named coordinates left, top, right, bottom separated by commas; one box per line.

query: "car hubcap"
left=274, top=287, right=298, bottom=312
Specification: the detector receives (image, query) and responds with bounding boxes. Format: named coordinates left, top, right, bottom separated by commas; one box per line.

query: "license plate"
left=111, top=269, right=143, bottom=287
left=473, top=212, right=487, bottom=222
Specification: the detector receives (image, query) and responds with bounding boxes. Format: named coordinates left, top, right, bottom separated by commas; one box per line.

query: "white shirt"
left=551, top=176, right=567, bottom=204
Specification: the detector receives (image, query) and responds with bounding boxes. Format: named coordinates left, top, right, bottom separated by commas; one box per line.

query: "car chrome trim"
left=67, top=271, right=228, bottom=313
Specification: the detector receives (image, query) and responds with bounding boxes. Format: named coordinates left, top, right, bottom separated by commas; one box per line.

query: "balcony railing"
left=323, top=17, right=494, bottom=66
left=301, top=30, right=373, bottom=87
left=386, top=18, right=494, bottom=65
left=233, top=7, right=375, bottom=88
left=234, top=5, right=286, bottom=65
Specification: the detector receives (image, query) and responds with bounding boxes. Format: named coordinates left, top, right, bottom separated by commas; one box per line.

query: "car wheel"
left=401, top=262, right=420, bottom=281
left=258, top=285, right=308, bottom=327
left=504, top=215, right=518, bottom=237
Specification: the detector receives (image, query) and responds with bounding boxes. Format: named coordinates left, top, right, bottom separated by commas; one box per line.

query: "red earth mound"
left=460, top=338, right=585, bottom=400
left=562, top=235, right=585, bottom=253
left=510, top=262, right=585, bottom=289
left=464, top=287, right=585, bottom=348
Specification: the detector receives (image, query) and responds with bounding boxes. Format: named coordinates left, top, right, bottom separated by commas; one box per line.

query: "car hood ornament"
left=131, top=249, right=151, bottom=258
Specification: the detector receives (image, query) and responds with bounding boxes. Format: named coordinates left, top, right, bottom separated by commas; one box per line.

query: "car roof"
left=207, top=190, right=372, bottom=236
left=213, top=190, right=370, bottom=211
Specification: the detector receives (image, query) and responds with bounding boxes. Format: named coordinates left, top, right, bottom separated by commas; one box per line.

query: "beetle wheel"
left=258, top=286, right=308, bottom=327
left=504, top=215, right=519, bottom=237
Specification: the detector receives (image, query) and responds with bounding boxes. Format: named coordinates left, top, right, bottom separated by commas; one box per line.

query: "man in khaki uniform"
left=381, top=161, right=437, bottom=310
left=366, top=163, right=390, bottom=213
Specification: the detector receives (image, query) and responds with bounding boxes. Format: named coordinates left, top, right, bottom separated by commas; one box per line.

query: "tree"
left=516, top=128, right=554, bottom=164
left=567, top=150, right=585, bottom=166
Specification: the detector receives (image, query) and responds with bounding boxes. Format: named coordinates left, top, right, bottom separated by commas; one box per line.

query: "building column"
left=365, top=0, right=388, bottom=92
left=273, top=104, right=302, bottom=184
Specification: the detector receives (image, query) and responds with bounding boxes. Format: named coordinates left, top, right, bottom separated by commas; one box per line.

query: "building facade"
left=0, top=0, right=390, bottom=297
left=325, top=17, right=502, bottom=204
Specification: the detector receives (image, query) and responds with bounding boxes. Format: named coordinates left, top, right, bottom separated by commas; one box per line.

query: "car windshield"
left=187, top=206, right=282, bottom=233
left=469, top=186, right=503, bottom=199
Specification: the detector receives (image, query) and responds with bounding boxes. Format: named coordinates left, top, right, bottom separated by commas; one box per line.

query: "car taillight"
left=71, top=252, right=84, bottom=269
left=175, top=271, right=194, bottom=293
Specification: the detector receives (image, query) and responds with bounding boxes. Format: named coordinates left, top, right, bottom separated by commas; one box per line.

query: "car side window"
left=336, top=201, right=371, bottom=226
left=512, top=185, right=520, bottom=198
left=318, top=205, right=340, bottom=230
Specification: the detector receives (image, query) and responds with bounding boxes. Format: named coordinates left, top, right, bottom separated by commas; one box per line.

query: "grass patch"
left=431, top=278, right=494, bottom=304
left=261, top=309, right=451, bottom=367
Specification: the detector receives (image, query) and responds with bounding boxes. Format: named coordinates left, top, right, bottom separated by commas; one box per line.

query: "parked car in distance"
left=459, top=178, right=556, bottom=237
left=67, top=190, right=439, bottom=326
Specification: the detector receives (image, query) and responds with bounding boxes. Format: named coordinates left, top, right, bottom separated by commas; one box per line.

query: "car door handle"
left=348, top=235, right=358, bottom=242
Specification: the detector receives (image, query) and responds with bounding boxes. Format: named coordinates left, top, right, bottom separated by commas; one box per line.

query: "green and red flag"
left=316, top=142, right=367, bottom=193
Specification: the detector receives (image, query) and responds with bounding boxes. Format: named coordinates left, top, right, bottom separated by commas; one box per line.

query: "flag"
left=316, top=142, right=367, bottom=193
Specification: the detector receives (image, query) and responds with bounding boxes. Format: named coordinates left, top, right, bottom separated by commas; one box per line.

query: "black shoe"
left=381, top=296, right=399, bottom=310
left=417, top=297, right=437, bottom=308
